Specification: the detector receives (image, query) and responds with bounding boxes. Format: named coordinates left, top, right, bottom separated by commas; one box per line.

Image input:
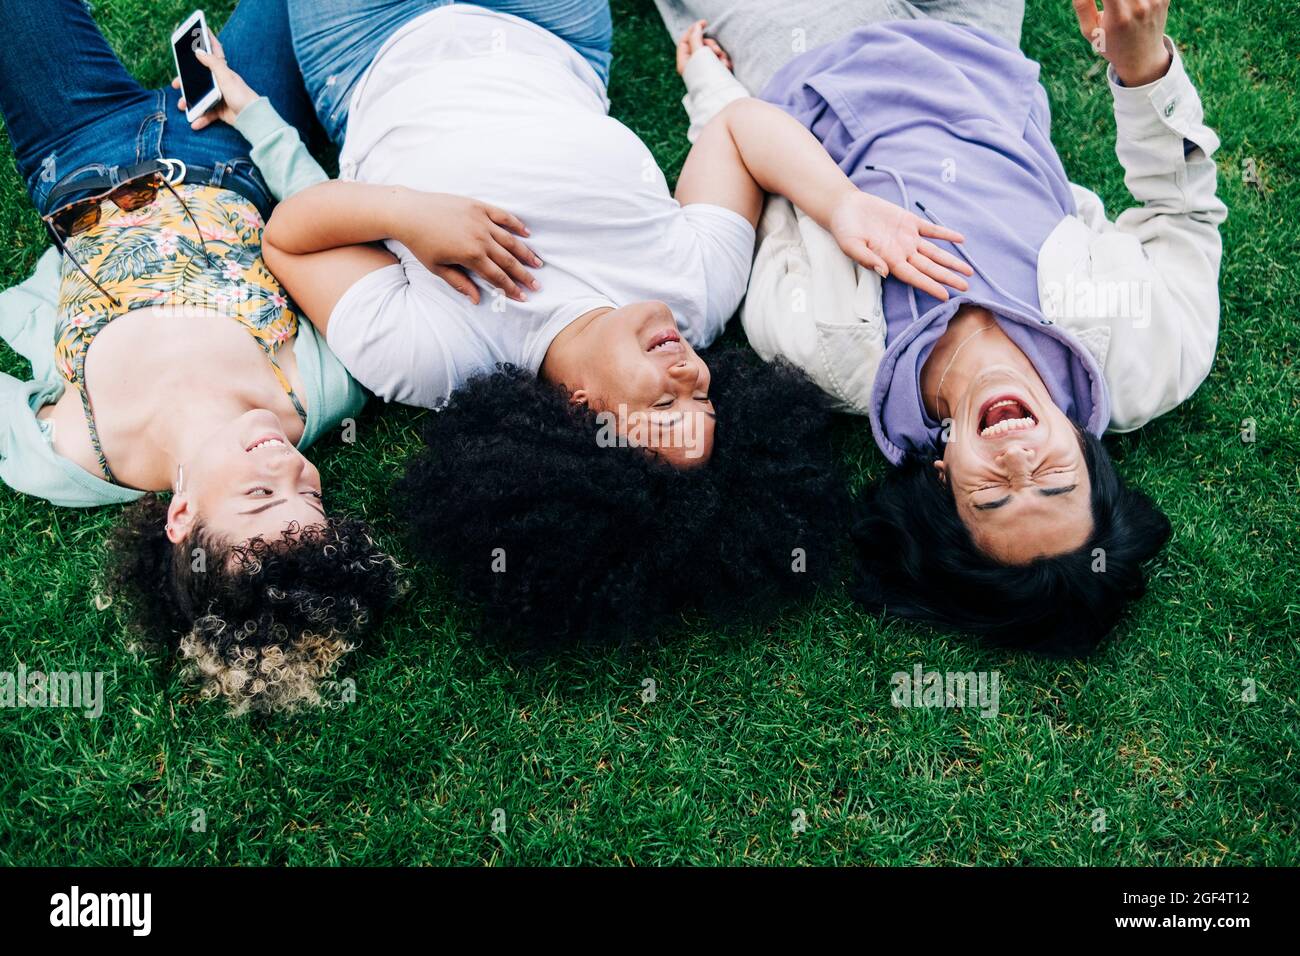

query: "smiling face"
left=165, top=409, right=326, bottom=547
left=935, top=365, right=1093, bottom=564
left=545, top=300, right=716, bottom=468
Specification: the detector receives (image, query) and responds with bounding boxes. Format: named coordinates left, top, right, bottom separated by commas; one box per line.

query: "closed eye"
left=1039, top=484, right=1077, bottom=497
left=654, top=396, right=713, bottom=410
left=973, top=484, right=1077, bottom=511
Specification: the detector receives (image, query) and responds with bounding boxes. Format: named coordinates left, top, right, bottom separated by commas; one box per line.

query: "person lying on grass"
left=0, top=0, right=402, bottom=714
left=659, top=0, right=1224, bottom=653
left=262, top=0, right=969, bottom=642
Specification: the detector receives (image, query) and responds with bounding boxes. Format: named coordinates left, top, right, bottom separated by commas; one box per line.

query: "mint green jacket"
left=0, top=98, right=365, bottom=507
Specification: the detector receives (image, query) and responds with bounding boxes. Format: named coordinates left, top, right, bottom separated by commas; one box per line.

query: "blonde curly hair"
left=108, top=495, right=404, bottom=715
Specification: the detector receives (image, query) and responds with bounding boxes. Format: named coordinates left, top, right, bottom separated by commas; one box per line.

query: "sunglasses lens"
left=114, top=179, right=160, bottom=211
left=48, top=170, right=164, bottom=238
left=52, top=202, right=100, bottom=238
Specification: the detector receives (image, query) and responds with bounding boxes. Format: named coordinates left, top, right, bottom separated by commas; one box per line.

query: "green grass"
left=1, top=0, right=1296, bottom=866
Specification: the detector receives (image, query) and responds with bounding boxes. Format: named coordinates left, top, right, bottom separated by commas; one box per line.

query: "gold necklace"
left=934, top=322, right=995, bottom=417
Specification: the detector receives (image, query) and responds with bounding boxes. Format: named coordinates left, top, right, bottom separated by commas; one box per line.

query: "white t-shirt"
left=327, top=4, right=756, bottom=408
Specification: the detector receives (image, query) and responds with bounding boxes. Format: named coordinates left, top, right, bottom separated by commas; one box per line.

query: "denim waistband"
left=42, top=156, right=275, bottom=223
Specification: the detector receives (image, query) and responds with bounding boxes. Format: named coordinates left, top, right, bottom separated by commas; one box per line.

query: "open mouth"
left=646, top=329, right=683, bottom=354
left=978, top=395, right=1037, bottom=438
left=245, top=435, right=287, bottom=452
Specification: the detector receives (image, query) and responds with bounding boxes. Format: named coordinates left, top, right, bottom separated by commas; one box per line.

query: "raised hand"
left=1072, top=0, right=1173, bottom=87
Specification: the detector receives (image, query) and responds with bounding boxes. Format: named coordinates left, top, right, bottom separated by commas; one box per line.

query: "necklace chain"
left=934, top=322, right=995, bottom=417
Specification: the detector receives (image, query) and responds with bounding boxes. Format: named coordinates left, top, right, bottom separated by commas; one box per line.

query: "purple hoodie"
left=761, top=19, right=1110, bottom=464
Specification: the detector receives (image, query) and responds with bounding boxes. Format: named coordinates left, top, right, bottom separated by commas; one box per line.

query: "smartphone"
left=172, top=10, right=222, bottom=123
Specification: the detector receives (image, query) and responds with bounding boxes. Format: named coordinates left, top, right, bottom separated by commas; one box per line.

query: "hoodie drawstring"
left=861, top=162, right=1044, bottom=321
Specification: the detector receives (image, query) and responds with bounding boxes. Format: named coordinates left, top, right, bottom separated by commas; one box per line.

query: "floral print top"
left=53, top=183, right=306, bottom=483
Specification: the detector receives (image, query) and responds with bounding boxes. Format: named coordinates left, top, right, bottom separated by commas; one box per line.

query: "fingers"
left=702, top=38, right=731, bottom=69
left=489, top=246, right=536, bottom=296
left=917, top=240, right=974, bottom=276
left=195, top=45, right=234, bottom=85
left=675, top=32, right=691, bottom=74
left=491, top=225, right=542, bottom=270
left=917, top=219, right=965, bottom=244
left=689, top=20, right=706, bottom=52
left=908, top=252, right=969, bottom=294
left=171, top=76, right=181, bottom=90
left=472, top=254, right=522, bottom=301
left=194, top=48, right=221, bottom=71
left=892, top=259, right=949, bottom=301
left=1072, top=0, right=1102, bottom=37
left=432, top=265, right=480, bottom=304
left=485, top=206, right=530, bottom=238
left=206, top=31, right=226, bottom=59
left=677, top=20, right=728, bottom=73
left=848, top=240, right=889, bottom=277
left=485, top=212, right=542, bottom=295
left=678, top=20, right=707, bottom=56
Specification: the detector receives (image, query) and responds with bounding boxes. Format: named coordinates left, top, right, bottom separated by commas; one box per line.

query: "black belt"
left=45, top=157, right=241, bottom=214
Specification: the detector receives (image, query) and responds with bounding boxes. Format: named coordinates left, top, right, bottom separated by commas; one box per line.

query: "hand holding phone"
left=172, top=11, right=221, bottom=122
left=170, top=16, right=258, bottom=130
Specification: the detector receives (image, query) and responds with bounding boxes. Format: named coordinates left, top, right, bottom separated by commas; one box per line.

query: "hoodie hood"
left=868, top=293, right=1109, bottom=465
left=761, top=19, right=1112, bottom=463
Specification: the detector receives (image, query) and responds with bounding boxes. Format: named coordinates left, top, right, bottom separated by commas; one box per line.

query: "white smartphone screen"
left=173, top=20, right=216, bottom=107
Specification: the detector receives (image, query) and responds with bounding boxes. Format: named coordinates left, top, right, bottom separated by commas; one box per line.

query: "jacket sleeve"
left=680, top=47, right=752, bottom=143
left=0, top=246, right=64, bottom=383
left=1045, top=39, right=1227, bottom=432
left=231, top=97, right=329, bottom=202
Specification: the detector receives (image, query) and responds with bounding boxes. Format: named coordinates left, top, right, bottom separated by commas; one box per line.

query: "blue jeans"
left=0, top=0, right=320, bottom=221
left=288, top=0, right=614, bottom=144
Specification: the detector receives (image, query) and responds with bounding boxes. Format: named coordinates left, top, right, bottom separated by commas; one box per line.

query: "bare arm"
left=672, top=21, right=971, bottom=300
left=263, top=181, right=541, bottom=336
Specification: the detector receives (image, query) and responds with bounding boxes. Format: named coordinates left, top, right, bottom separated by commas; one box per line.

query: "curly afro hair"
left=395, top=345, right=848, bottom=645
left=107, top=496, right=405, bottom=715
left=850, top=430, right=1172, bottom=655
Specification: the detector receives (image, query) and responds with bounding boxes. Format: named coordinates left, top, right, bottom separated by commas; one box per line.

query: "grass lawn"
left=0, top=0, right=1296, bottom=866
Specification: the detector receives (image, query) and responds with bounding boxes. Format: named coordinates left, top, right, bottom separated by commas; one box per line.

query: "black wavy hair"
left=395, top=345, right=847, bottom=645
left=851, top=430, right=1171, bottom=655
left=107, top=496, right=405, bottom=714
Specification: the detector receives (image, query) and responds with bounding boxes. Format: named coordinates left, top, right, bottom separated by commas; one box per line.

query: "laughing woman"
left=0, top=0, right=402, bottom=713
left=661, top=0, right=1224, bottom=652
left=262, top=0, right=974, bottom=642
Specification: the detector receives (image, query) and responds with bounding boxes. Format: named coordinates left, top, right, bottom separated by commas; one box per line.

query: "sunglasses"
left=43, top=159, right=215, bottom=308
